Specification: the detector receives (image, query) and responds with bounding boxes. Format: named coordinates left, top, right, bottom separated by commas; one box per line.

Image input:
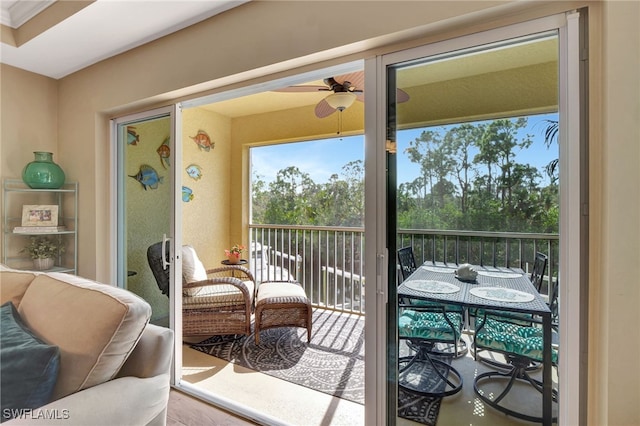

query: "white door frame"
left=110, top=104, right=182, bottom=386
left=365, top=12, right=584, bottom=425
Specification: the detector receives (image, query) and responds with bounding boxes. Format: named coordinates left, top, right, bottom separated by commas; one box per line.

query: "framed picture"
left=21, top=205, right=59, bottom=227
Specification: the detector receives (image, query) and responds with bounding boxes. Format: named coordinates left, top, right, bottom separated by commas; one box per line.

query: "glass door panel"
left=114, top=108, right=175, bottom=328
left=385, top=32, right=561, bottom=424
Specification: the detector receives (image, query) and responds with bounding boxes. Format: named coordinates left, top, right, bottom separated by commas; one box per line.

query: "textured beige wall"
left=0, top=64, right=58, bottom=180
left=594, top=2, right=640, bottom=425
left=1, top=1, right=639, bottom=424
left=181, top=107, right=231, bottom=267
left=124, top=118, right=171, bottom=322
left=0, top=65, right=59, bottom=263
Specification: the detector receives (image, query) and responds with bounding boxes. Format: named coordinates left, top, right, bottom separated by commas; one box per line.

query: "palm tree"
left=542, top=119, right=559, bottom=184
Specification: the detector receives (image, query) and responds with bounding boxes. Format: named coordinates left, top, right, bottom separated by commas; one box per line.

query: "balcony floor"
left=180, top=310, right=557, bottom=426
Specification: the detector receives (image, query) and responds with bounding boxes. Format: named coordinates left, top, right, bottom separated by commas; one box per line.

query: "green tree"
left=263, top=166, right=318, bottom=225
left=444, top=123, right=484, bottom=213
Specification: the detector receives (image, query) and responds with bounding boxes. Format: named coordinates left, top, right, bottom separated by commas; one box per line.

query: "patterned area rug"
left=192, top=308, right=365, bottom=404
left=192, top=309, right=444, bottom=425
left=397, top=342, right=449, bottom=426
left=398, top=389, right=442, bottom=426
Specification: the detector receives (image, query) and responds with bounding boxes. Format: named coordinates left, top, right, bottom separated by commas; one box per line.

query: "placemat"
left=405, top=280, right=460, bottom=294
left=469, top=286, right=534, bottom=302
left=421, top=265, right=456, bottom=274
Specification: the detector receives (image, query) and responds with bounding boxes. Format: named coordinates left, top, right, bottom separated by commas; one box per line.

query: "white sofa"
left=0, top=265, right=173, bottom=425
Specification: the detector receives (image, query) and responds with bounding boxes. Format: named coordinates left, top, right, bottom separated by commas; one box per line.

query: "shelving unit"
left=3, top=179, right=78, bottom=274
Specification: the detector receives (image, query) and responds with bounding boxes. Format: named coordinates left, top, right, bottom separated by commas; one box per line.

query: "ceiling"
left=0, top=0, right=249, bottom=79
left=201, top=37, right=558, bottom=123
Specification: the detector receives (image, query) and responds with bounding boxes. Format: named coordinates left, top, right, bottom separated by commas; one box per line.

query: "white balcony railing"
left=249, top=225, right=559, bottom=315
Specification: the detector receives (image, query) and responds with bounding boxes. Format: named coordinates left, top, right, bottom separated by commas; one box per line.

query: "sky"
left=251, top=112, right=559, bottom=187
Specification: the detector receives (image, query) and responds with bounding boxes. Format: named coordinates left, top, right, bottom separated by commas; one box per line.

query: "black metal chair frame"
left=397, top=246, right=418, bottom=282
left=397, top=246, right=468, bottom=359
left=398, top=303, right=464, bottom=398
left=472, top=310, right=559, bottom=423
left=530, top=252, right=548, bottom=293
left=474, top=251, right=550, bottom=371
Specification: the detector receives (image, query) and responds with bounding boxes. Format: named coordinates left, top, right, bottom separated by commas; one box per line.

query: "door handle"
left=162, top=234, right=171, bottom=270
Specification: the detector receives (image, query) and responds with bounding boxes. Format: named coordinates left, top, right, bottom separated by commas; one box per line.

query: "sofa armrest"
left=116, top=324, right=174, bottom=379
left=5, top=375, right=170, bottom=426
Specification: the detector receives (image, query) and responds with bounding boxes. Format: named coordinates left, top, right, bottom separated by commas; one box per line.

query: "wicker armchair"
left=147, top=243, right=256, bottom=337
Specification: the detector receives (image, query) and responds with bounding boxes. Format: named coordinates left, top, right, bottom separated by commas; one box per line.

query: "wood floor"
left=167, top=389, right=258, bottom=426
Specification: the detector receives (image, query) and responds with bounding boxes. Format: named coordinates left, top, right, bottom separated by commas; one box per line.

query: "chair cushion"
left=183, top=280, right=255, bottom=310
left=0, top=302, right=60, bottom=418
left=399, top=309, right=463, bottom=341
left=181, top=245, right=206, bottom=296
left=475, top=317, right=559, bottom=363
left=473, top=308, right=533, bottom=326
left=256, top=281, right=307, bottom=303
left=407, top=298, right=464, bottom=314
left=16, top=273, right=151, bottom=401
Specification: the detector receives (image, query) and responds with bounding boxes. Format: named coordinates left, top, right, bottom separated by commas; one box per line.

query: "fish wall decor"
left=127, top=126, right=140, bottom=145
left=190, top=130, right=214, bottom=151
left=129, top=164, right=163, bottom=190
left=182, top=186, right=194, bottom=202
left=186, top=164, right=202, bottom=181
left=157, top=137, right=171, bottom=168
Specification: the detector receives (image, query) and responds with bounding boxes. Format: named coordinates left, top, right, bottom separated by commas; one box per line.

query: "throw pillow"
left=0, top=302, right=60, bottom=422
left=181, top=245, right=207, bottom=296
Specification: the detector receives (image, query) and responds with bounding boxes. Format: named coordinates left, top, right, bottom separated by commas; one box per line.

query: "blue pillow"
left=0, top=302, right=60, bottom=422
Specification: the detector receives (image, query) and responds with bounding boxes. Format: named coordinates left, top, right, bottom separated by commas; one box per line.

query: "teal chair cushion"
left=475, top=317, right=558, bottom=364
left=407, top=299, right=465, bottom=315
left=472, top=308, right=533, bottom=327
left=399, top=309, right=463, bottom=341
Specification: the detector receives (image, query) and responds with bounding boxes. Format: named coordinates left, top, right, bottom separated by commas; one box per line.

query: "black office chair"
left=147, top=241, right=170, bottom=297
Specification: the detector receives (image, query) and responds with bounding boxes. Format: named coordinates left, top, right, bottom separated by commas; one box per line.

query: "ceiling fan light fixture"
left=325, top=92, right=357, bottom=111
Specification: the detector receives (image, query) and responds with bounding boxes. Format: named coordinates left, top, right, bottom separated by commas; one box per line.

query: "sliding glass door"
left=113, top=106, right=181, bottom=332
left=371, top=12, right=584, bottom=425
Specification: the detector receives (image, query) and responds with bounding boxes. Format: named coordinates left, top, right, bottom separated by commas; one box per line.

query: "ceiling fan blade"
left=273, top=85, right=330, bottom=93
left=396, top=88, right=410, bottom=103
left=334, top=71, right=364, bottom=92
left=315, top=99, right=336, bottom=118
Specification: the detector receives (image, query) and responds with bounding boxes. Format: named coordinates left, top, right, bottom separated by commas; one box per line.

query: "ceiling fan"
left=274, top=71, right=410, bottom=118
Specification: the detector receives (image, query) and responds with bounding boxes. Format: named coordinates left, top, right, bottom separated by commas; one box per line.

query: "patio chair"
left=472, top=251, right=549, bottom=369
left=472, top=310, right=559, bottom=422
left=398, top=304, right=464, bottom=397
left=530, top=252, right=548, bottom=292
left=147, top=242, right=256, bottom=338
left=397, top=246, right=418, bottom=282
left=397, top=247, right=468, bottom=359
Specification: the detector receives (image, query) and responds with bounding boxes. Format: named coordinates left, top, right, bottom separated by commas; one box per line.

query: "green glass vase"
left=22, top=152, right=66, bottom=189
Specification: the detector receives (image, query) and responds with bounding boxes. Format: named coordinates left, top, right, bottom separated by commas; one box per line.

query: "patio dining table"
left=397, top=261, right=554, bottom=426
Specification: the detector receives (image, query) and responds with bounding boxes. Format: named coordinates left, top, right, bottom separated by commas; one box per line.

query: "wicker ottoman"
left=254, top=281, right=312, bottom=344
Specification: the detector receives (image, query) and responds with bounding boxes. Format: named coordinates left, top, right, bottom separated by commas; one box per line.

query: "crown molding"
left=0, top=0, right=55, bottom=29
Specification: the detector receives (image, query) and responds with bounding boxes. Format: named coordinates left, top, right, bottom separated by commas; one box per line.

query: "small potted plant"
left=22, top=236, right=65, bottom=270
left=224, top=244, right=246, bottom=264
